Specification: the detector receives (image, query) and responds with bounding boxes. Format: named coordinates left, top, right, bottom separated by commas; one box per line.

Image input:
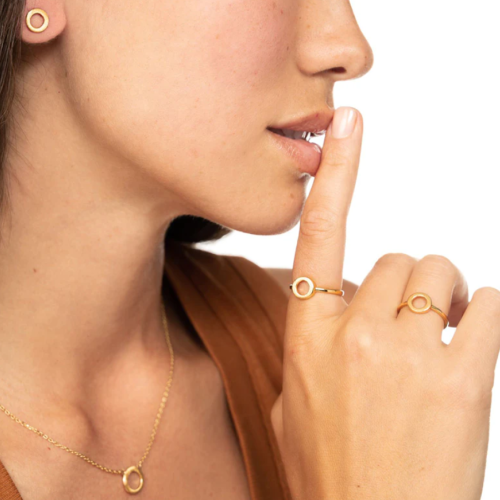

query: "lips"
left=267, top=110, right=333, bottom=136
left=266, top=128, right=323, bottom=176
left=266, top=109, right=333, bottom=176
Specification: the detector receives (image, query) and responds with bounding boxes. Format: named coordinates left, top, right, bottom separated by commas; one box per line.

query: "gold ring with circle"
left=289, top=276, right=344, bottom=300
left=397, top=292, right=449, bottom=329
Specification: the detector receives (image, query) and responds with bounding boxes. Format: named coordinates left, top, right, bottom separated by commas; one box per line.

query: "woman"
left=1, top=1, right=498, bottom=499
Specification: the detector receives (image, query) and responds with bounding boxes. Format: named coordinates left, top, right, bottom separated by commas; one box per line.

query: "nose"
left=296, top=0, right=374, bottom=83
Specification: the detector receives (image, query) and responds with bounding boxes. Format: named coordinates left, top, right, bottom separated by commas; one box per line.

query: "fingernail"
left=331, top=107, right=357, bottom=139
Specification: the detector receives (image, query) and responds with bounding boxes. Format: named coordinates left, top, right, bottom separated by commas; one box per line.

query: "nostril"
left=331, top=67, right=347, bottom=74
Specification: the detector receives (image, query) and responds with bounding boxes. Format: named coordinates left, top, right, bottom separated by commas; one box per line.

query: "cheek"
left=148, top=0, right=295, bottom=137
left=170, top=0, right=295, bottom=154
left=64, top=0, right=294, bottom=185
left=201, top=0, right=293, bottom=88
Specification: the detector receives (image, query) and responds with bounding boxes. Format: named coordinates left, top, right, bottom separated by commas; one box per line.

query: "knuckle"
left=441, top=368, right=492, bottom=408
left=468, top=287, right=500, bottom=326
left=339, top=313, right=377, bottom=361
left=420, top=254, right=456, bottom=278
left=300, top=205, right=345, bottom=240
left=342, top=333, right=373, bottom=363
left=375, top=253, right=417, bottom=269
left=472, top=286, right=500, bottom=311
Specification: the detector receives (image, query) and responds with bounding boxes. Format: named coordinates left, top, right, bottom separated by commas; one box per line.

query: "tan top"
left=0, top=239, right=292, bottom=500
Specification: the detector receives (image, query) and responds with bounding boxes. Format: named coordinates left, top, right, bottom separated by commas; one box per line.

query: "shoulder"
left=264, top=267, right=358, bottom=304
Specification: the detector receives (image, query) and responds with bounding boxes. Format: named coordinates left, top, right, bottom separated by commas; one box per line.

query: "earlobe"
left=22, top=2, right=66, bottom=44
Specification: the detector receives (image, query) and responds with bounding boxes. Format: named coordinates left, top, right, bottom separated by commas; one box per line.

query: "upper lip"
left=267, top=110, right=334, bottom=134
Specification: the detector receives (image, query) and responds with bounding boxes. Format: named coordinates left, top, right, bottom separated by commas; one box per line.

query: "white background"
left=197, top=1, right=500, bottom=497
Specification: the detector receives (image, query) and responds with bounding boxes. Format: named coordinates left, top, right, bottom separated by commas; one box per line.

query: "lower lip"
left=266, top=129, right=322, bottom=176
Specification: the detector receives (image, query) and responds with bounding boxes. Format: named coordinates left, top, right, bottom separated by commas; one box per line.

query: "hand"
left=270, top=106, right=500, bottom=500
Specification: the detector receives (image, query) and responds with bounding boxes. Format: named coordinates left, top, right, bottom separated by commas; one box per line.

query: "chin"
left=208, top=185, right=308, bottom=237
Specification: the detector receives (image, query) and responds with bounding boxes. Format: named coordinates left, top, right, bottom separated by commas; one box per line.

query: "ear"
left=22, top=0, right=66, bottom=44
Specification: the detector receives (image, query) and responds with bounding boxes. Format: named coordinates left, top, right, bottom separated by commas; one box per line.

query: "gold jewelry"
left=397, top=292, right=449, bottom=329
left=26, top=8, right=50, bottom=33
left=289, top=276, right=344, bottom=300
left=0, top=299, right=174, bottom=495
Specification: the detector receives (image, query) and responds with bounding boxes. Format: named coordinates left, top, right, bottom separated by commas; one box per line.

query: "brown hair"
left=0, top=0, right=232, bottom=244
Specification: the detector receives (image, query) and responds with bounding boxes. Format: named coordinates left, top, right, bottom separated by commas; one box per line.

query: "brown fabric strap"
left=164, top=240, right=291, bottom=500
left=0, top=461, right=22, bottom=500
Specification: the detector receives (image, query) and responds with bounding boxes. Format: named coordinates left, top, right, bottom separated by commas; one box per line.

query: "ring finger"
left=397, top=254, right=469, bottom=346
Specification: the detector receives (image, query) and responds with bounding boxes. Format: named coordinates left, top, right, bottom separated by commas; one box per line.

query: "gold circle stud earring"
left=26, top=8, right=50, bottom=33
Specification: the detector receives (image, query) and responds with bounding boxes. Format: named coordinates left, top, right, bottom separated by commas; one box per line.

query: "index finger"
left=289, top=107, right=363, bottom=322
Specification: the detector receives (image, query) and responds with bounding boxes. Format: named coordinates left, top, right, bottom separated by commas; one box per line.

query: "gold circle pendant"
left=122, top=465, right=144, bottom=494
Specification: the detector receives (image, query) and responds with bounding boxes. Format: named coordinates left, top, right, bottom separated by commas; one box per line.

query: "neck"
left=0, top=194, right=177, bottom=402
left=0, top=59, right=188, bottom=410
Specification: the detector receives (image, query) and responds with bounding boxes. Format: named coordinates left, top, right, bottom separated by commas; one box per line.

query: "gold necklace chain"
left=0, top=299, right=174, bottom=495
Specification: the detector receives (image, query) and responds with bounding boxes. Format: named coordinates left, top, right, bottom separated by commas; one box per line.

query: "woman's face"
left=55, top=0, right=373, bottom=234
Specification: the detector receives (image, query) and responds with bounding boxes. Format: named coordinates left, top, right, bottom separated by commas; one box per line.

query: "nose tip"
left=333, top=35, right=374, bottom=82
left=352, top=39, right=374, bottom=80
left=296, top=4, right=375, bottom=85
